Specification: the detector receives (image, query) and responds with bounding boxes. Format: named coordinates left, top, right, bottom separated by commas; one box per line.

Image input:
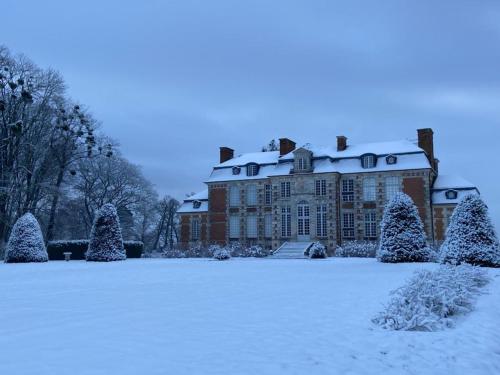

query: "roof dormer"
left=293, top=148, right=313, bottom=173
left=361, top=153, right=377, bottom=169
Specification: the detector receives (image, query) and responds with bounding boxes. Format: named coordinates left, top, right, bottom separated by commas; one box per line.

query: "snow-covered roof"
left=432, top=175, right=476, bottom=190
left=431, top=175, right=479, bottom=206
left=207, top=139, right=431, bottom=183
left=177, top=190, right=209, bottom=214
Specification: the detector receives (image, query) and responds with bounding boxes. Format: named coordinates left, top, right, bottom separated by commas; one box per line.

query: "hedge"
left=47, top=240, right=144, bottom=260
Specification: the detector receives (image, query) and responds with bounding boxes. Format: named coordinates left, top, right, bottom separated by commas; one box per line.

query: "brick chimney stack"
left=219, top=147, right=234, bottom=164
left=417, top=128, right=436, bottom=171
left=279, top=138, right=296, bottom=156
left=337, top=136, right=347, bottom=152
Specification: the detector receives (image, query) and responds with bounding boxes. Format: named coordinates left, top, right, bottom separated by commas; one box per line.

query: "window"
left=246, top=163, right=259, bottom=176
left=445, top=190, right=458, bottom=200
left=192, top=200, right=202, bottom=209
left=342, top=212, right=354, bottom=239
left=264, top=184, right=272, bottom=205
left=385, top=176, right=401, bottom=201
left=316, top=204, right=327, bottom=237
left=281, top=206, right=291, bottom=237
left=232, top=166, right=241, bottom=175
left=229, top=216, right=240, bottom=239
left=364, top=211, right=377, bottom=239
left=362, top=154, right=376, bottom=169
left=315, top=180, right=327, bottom=196
left=191, top=218, right=200, bottom=241
left=229, top=186, right=240, bottom=207
left=246, top=184, right=257, bottom=206
left=247, top=215, right=258, bottom=238
left=386, top=155, right=397, bottom=165
left=297, top=157, right=309, bottom=171
left=342, top=179, right=354, bottom=202
left=363, top=178, right=376, bottom=202
left=264, top=214, right=272, bottom=238
left=281, top=181, right=291, bottom=198
left=297, top=203, right=310, bottom=236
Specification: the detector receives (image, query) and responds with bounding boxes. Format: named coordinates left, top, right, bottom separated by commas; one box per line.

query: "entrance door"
left=297, top=202, right=310, bottom=241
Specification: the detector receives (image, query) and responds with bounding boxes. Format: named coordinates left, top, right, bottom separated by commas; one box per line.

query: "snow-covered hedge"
left=86, top=204, right=126, bottom=262
left=440, top=194, right=500, bottom=267
left=47, top=240, right=143, bottom=260
left=377, top=193, right=431, bottom=263
left=164, top=243, right=270, bottom=258
left=5, top=213, right=48, bottom=263
left=211, top=245, right=231, bottom=261
left=373, top=265, right=490, bottom=331
left=307, top=242, right=327, bottom=259
left=335, top=241, right=377, bottom=258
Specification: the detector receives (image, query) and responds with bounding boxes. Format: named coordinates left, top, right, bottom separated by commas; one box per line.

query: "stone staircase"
left=271, top=242, right=313, bottom=259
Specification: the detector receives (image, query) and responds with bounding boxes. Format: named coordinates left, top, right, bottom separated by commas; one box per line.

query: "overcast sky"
left=4, top=0, right=500, bottom=228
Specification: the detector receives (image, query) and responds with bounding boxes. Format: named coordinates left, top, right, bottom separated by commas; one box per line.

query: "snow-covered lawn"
left=0, top=258, right=499, bottom=375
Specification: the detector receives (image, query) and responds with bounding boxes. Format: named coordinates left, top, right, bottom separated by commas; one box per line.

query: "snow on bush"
left=246, top=245, right=269, bottom=258
left=377, top=192, right=431, bottom=263
left=86, top=204, right=126, bottom=262
left=335, top=241, right=377, bottom=258
left=440, top=194, right=500, bottom=267
left=211, top=245, right=231, bottom=261
left=4, top=213, right=48, bottom=263
left=373, top=265, right=490, bottom=331
left=307, top=242, right=327, bottom=259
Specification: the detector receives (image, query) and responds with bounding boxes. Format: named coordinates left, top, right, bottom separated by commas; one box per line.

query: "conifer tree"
left=440, top=194, right=499, bottom=267
left=4, top=213, right=48, bottom=263
left=86, top=204, right=126, bottom=262
left=378, top=193, right=430, bottom=263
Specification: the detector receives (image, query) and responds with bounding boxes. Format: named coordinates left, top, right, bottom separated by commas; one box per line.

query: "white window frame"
left=363, top=155, right=375, bottom=169
left=191, top=217, right=200, bottom=241
left=229, top=215, right=240, bottom=239
left=342, top=212, right=354, bottom=239
left=364, top=211, right=377, bottom=239
left=316, top=204, right=327, bottom=237
left=281, top=181, right=291, bottom=198
left=229, top=185, right=240, bottom=207
left=281, top=206, right=291, bottom=237
left=385, top=176, right=401, bottom=201
left=247, top=164, right=259, bottom=176
left=342, top=179, right=354, bottom=202
left=315, top=179, right=327, bottom=196
left=246, top=184, right=258, bottom=206
left=264, top=214, right=272, bottom=238
left=246, top=215, right=258, bottom=239
left=264, top=184, right=272, bottom=205
left=363, top=177, right=376, bottom=202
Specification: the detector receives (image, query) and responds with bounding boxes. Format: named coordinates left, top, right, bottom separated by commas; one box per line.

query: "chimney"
left=417, top=128, right=436, bottom=170
left=279, top=138, right=296, bottom=156
left=219, top=147, right=234, bottom=164
left=337, top=136, right=347, bottom=152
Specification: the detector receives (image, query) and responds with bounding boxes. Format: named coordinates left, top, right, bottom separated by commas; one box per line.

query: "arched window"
left=246, top=163, right=259, bottom=176
left=361, top=154, right=377, bottom=169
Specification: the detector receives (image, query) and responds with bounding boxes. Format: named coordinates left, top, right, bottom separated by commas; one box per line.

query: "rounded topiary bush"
left=86, top=204, right=126, bottom=262
left=211, top=245, right=231, bottom=261
left=308, top=242, right=327, bottom=259
left=5, top=213, right=48, bottom=263
left=440, top=194, right=499, bottom=267
left=377, top=192, right=430, bottom=263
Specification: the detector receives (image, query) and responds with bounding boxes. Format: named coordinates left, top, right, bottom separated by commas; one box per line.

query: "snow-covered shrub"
left=4, top=213, right=48, bottom=263
left=211, top=245, right=231, bottom=261
left=161, top=248, right=186, bottom=258
left=373, top=265, right=490, bottom=331
left=308, top=242, right=327, bottom=259
left=227, top=242, right=246, bottom=257
left=335, top=241, right=377, bottom=258
left=247, top=245, right=269, bottom=258
left=440, top=194, right=499, bottom=267
left=86, top=204, right=126, bottom=262
left=185, top=243, right=211, bottom=258
left=47, top=240, right=142, bottom=260
left=377, top=193, right=431, bottom=263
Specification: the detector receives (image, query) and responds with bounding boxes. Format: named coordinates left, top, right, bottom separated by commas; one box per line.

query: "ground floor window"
left=191, top=218, right=200, bottom=241
left=229, top=215, right=240, bottom=239
left=364, top=211, right=377, bottom=239
left=342, top=212, right=354, bottom=239
left=264, top=214, right=273, bottom=238
left=316, top=204, right=327, bottom=237
left=247, top=215, right=258, bottom=239
left=281, top=206, right=291, bottom=237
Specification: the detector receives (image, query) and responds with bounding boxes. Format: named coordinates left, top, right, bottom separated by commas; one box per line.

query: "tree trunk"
left=45, top=167, right=65, bottom=242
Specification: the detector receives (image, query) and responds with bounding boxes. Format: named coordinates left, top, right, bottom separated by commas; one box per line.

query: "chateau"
left=178, top=129, right=478, bottom=254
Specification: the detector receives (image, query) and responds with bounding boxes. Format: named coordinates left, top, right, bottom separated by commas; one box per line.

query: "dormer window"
left=232, top=166, right=241, bottom=175
left=293, top=148, right=312, bottom=173
left=192, top=200, right=202, bottom=209
left=445, top=190, right=458, bottom=200
left=361, top=154, right=377, bottom=169
left=386, top=155, right=397, bottom=165
left=246, top=163, right=259, bottom=176
left=297, top=157, right=308, bottom=171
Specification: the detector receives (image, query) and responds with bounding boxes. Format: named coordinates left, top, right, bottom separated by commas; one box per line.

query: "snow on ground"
left=0, top=258, right=499, bottom=375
